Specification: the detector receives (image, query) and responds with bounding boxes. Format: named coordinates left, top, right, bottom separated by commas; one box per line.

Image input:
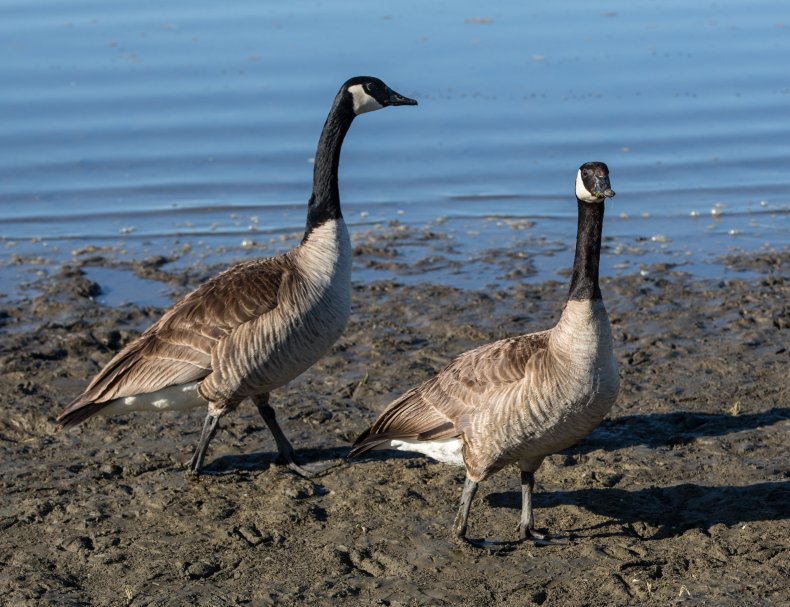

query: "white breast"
left=291, top=218, right=352, bottom=338
left=522, top=298, right=619, bottom=449
left=242, top=219, right=352, bottom=392
left=551, top=299, right=618, bottom=389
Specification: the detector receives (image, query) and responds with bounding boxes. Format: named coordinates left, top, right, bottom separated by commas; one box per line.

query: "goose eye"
left=583, top=169, right=592, bottom=176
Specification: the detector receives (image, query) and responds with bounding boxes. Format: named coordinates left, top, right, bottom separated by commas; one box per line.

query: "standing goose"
left=350, top=162, right=619, bottom=542
left=57, top=76, right=417, bottom=476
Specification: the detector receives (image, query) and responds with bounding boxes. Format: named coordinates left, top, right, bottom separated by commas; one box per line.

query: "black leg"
left=188, top=412, right=220, bottom=475
left=453, top=476, right=479, bottom=538
left=253, top=394, right=318, bottom=478
left=518, top=470, right=547, bottom=540
left=518, top=469, right=571, bottom=545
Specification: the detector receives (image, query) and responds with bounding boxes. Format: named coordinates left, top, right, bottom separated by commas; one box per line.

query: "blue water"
left=1, top=0, right=788, bottom=292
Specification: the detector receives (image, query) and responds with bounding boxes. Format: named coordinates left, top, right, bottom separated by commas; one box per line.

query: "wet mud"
left=0, top=246, right=787, bottom=606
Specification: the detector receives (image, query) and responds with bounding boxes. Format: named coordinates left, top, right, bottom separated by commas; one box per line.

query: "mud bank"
left=0, top=248, right=787, bottom=606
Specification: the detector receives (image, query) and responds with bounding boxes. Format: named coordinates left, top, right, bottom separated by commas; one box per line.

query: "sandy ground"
left=0, top=243, right=787, bottom=606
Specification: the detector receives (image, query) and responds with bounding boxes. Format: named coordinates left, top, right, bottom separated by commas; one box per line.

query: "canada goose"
left=57, top=76, right=417, bottom=476
left=350, top=162, right=619, bottom=542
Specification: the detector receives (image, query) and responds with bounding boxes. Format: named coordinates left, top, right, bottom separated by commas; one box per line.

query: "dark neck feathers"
left=304, top=94, right=355, bottom=238
left=568, top=199, right=604, bottom=301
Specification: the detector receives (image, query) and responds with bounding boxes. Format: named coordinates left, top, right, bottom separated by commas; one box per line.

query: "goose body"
left=58, top=77, right=417, bottom=475
left=376, top=300, right=618, bottom=475
left=95, top=219, right=351, bottom=418
left=351, top=162, right=619, bottom=542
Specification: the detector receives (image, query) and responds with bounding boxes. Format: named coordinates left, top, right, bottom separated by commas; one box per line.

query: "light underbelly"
left=385, top=438, right=465, bottom=467
left=100, top=381, right=206, bottom=415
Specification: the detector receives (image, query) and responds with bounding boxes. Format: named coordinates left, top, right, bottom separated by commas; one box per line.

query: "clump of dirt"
left=0, top=248, right=787, bottom=606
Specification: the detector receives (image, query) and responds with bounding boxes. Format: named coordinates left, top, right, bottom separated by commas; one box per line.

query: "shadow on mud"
left=488, top=481, right=790, bottom=540
left=576, top=407, right=789, bottom=454
left=482, top=408, right=790, bottom=539
left=205, top=446, right=350, bottom=474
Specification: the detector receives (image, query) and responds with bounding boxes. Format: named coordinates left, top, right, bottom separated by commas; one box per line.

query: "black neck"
left=304, top=94, right=355, bottom=239
left=568, top=199, right=604, bottom=301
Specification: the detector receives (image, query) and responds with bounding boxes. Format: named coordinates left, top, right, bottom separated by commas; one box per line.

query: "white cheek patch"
left=348, top=84, right=384, bottom=115
left=575, top=170, right=600, bottom=203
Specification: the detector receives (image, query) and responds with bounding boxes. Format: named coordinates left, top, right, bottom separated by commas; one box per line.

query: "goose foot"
left=254, top=394, right=330, bottom=478
left=518, top=526, right=571, bottom=546
left=456, top=535, right=520, bottom=553
left=185, top=468, right=243, bottom=479
left=276, top=455, right=339, bottom=479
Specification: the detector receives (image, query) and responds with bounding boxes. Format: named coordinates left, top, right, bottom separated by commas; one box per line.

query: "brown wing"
left=349, top=331, right=550, bottom=457
left=57, top=256, right=290, bottom=428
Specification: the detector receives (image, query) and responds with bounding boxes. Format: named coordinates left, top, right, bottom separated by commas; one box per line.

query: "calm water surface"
left=1, top=0, right=789, bottom=292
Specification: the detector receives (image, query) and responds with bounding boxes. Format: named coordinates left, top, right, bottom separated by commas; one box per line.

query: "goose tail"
left=348, top=428, right=387, bottom=458
left=56, top=398, right=106, bottom=430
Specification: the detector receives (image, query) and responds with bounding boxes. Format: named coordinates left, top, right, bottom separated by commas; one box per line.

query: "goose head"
left=575, top=162, right=615, bottom=203
left=342, top=76, right=418, bottom=115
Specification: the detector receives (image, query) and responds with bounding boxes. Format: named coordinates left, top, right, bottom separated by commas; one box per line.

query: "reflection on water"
left=1, top=0, right=788, bottom=287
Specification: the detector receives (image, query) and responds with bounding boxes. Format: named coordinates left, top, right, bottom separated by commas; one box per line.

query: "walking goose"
left=350, top=162, right=619, bottom=542
left=57, top=76, right=417, bottom=475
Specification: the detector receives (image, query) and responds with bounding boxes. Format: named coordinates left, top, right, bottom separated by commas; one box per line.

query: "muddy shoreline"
left=0, top=244, right=787, bottom=606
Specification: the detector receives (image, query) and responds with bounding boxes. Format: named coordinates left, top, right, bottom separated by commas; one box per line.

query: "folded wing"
left=350, top=332, right=549, bottom=456
left=58, top=258, right=290, bottom=428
